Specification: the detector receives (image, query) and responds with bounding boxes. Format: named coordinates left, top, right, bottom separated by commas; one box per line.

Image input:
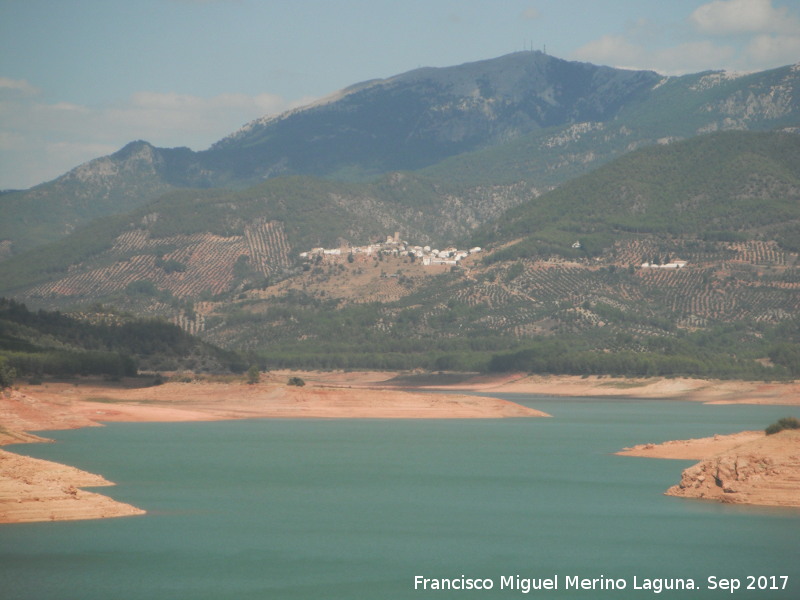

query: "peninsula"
left=0, top=374, right=547, bottom=524
left=618, top=430, right=800, bottom=508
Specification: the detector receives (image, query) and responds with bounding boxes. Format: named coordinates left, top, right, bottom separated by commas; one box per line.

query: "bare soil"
left=618, top=430, right=800, bottom=508
left=302, top=370, right=800, bottom=405
left=2, top=371, right=797, bottom=522
left=0, top=374, right=547, bottom=524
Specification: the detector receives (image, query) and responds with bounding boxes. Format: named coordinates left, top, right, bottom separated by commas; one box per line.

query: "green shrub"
left=156, top=258, right=187, bottom=274
left=0, top=358, right=16, bottom=389
left=288, top=376, right=305, bottom=387
left=246, top=365, right=260, bottom=385
left=765, top=416, right=800, bottom=435
left=170, top=371, right=195, bottom=383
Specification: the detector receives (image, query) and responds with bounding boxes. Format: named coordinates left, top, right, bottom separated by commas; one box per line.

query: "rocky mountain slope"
left=209, top=51, right=661, bottom=178
left=2, top=52, right=799, bottom=257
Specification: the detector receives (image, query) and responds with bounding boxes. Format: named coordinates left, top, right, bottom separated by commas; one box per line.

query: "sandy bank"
left=7, top=379, right=549, bottom=425
left=0, top=449, right=145, bottom=523
left=0, top=378, right=546, bottom=524
left=4, top=369, right=795, bottom=522
left=618, top=430, right=800, bottom=508
left=291, top=370, right=800, bottom=405
left=617, top=430, right=766, bottom=460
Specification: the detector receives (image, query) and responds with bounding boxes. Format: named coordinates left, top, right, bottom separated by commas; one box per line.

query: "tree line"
left=0, top=298, right=244, bottom=384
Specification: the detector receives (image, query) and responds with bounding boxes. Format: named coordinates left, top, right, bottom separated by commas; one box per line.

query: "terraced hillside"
left=468, top=239, right=799, bottom=330
left=2, top=131, right=799, bottom=378
left=27, top=220, right=291, bottom=302
left=182, top=232, right=797, bottom=379
left=190, top=131, right=800, bottom=376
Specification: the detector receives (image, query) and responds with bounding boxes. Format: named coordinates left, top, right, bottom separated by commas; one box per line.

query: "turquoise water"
left=1, top=396, right=799, bottom=599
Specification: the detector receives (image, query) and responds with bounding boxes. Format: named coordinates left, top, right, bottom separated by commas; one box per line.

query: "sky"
left=1, top=0, right=799, bottom=190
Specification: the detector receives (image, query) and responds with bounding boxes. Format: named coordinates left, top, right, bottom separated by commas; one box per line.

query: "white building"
left=641, top=260, right=687, bottom=269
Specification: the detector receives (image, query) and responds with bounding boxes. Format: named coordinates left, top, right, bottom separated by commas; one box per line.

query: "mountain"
left=0, top=170, right=539, bottom=300
left=0, top=141, right=196, bottom=255
left=421, top=62, right=800, bottom=187
left=3, top=52, right=799, bottom=257
left=2, top=49, right=800, bottom=379
left=2, top=130, right=799, bottom=379
left=195, top=131, right=799, bottom=377
left=479, top=129, right=800, bottom=259
left=230, top=129, right=785, bottom=377
left=207, top=51, right=661, bottom=179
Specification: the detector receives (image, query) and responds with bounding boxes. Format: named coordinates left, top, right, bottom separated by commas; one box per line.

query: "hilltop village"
left=300, top=233, right=691, bottom=270
left=300, top=232, right=482, bottom=267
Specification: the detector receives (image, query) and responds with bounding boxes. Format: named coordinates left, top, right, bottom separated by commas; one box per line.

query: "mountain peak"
left=208, top=51, right=663, bottom=180
left=216, top=51, right=660, bottom=153
left=4, top=53, right=800, bottom=260
left=113, top=140, right=157, bottom=160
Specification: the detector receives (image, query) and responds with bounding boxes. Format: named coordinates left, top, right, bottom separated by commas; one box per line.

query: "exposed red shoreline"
left=0, top=375, right=548, bottom=524
left=618, top=430, right=800, bottom=508
left=2, top=371, right=798, bottom=523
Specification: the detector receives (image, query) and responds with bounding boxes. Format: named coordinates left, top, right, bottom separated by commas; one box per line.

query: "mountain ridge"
left=4, top=52, right=799, bottom=258
left=214, top=51, right=662, bottom=154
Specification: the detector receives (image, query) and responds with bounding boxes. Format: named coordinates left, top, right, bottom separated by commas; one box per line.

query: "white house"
left=641, top=259, right=687, bottom=269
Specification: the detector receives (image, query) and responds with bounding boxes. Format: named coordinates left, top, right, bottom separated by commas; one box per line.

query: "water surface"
left=2, top=396, right=798, bottom=599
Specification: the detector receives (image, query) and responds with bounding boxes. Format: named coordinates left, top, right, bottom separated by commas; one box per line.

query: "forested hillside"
left=0, top=299, right=243, bottom=382
left=479, top=130, right=800, bottom=260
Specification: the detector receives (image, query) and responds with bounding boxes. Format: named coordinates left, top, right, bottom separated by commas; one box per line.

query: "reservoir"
left=1, top=396, right=798, bottom=599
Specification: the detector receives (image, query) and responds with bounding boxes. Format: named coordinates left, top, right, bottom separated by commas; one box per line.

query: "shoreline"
left=617, top=430, right=800, bottom=508
left=0, top=375, right=548, bottom=524
left=290, top=370, right=800, bottom=405
left=2, top=371, right=798, bottom=523
left=0, top=449, right=146, bottom=523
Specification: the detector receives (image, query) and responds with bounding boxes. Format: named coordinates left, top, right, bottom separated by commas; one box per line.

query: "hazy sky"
left=2, top=0, right=799, bottom=189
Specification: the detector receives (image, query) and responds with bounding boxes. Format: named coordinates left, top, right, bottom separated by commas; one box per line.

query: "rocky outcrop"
left=666, top=431, right=800, bottom=507
left=672, top=454, right=779, bottom=499
left=619, top=429, right=800, bottom=508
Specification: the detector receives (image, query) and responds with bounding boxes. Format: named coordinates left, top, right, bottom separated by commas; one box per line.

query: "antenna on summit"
left=543, top=43, right=547, bottom=55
